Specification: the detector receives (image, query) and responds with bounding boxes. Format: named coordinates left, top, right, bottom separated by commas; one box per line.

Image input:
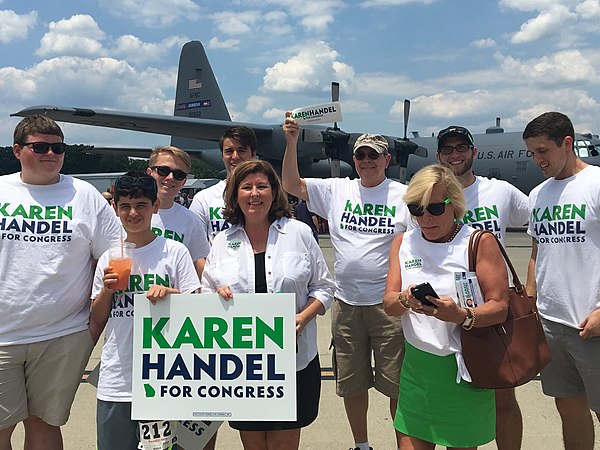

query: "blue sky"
left=2, top=0, right=600, bottom=148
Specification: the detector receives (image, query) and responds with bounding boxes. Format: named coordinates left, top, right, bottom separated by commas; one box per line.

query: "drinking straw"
left=120, top=227, right=124, bottom=258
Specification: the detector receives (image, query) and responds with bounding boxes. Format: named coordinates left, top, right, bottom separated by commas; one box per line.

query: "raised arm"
left=282, top=114, right=308, bottom=200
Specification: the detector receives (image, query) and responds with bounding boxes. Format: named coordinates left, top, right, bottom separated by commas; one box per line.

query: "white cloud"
left=263, top=41, right=355, bottom=95
left=398, top=90, right=498, bottom=120
left=1, top=55, right=176, bottom=144
left=576, top=0, right=600, bottom=17
left=211, top=11, right=260, bottom=36
left=0, top=10, right=37, bottom=44
left=471, top=38, right=496, bottom=49
left=341, top=99, right=374, bottom=114
left=36, top=15, right=106, bottom=58
left=360, top=0, right=436, bottom=5
left=502, top=1, right=600, bottom=47
left=263, top=11, right=293, bottom=35
left=35, top=16, right=186, bottom=65
left=208, top=37, right=241, bottom=50
left=245, top=95, right=272, bottom=114
left=225, top=101, right=250, bottom=123
left=410, top=49, right=600, bottom=92
left=99, top=0, right=200, bottom=27
left=262, top=0, right=344, bottom=33
left=511, top=5, right=576, bottom=44
left=210, top=9, right=293, bottom=38
left=499, top=0, right=557, bottom=12
left=496, top=50, right=599, bottom=85
left=113, top=35, right=188, bottom=65
left=263, top=107, right=286, bottom=120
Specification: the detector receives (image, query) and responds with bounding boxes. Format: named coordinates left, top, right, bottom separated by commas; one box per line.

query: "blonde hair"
left=149, top=145, right=192, bottom=173
left=403, top=164, right=466, bottom=219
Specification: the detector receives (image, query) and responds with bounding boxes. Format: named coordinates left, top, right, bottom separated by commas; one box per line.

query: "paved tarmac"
left=10, top=232, right=600, bottom=449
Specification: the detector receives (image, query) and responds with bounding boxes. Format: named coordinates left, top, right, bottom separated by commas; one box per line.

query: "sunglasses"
left=407, top=198, right=452, bottom=217
left=21, top=142, right=67, bottom=155
left=354, top=150, right=382, bottom=160
left=438, top=144, right=472, bottom=156
left=150, top=165, right=187, bottom=181
left=115, top=176, right=157, bottom=193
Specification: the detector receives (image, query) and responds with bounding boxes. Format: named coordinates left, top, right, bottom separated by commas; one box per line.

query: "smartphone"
left=410, top=282, right=439, bottom=307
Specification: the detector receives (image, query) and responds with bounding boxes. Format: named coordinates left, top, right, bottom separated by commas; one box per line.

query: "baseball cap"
left=437, top=126, right=474, bottom=151
left=353, top=134, right=389, bottom=154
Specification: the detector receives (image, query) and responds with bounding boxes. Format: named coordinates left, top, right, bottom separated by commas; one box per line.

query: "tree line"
left=0, top=145, right=222, bottom=179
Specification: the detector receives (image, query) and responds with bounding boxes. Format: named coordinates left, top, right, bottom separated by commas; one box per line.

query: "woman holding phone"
left=383, top=164, right=509, bottom=449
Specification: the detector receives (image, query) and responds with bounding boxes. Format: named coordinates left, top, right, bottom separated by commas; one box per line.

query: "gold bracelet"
left=462, top=306, right=476, bottom=330
left=397, top=292, right=410, bottom=309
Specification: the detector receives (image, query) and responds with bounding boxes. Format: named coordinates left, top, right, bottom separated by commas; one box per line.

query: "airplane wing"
left=11, top=105, right=275, bottom=142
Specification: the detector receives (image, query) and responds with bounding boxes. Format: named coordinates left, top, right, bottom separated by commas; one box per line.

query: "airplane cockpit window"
left=575, top=140, right=592, bottom=158
left=489, top=168, right=501, bottom=178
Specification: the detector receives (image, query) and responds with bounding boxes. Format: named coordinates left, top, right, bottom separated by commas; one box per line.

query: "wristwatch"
left=462, top=307, right=475, bottom=330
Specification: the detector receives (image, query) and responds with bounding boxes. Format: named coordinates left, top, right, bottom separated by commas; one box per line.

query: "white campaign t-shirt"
left=528, top=165, right=600, bottom=329
left=306, top=177, right=409, bottom=306
left=461, top=176, right=529, bottom=245
left=399, top=225, right=476, bottom=383
left=0, top=173, right=121, bottom=345
left=92, top=237, right=201, bottom=402
left=189, top=180, right=228, bottom=244
left=151, top=202, right=210, bottom=260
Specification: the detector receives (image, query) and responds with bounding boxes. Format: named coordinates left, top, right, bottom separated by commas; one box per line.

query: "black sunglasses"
left=354, top=150, right=382, bottom=160
left=150, top=165, right=187, bottom=181
left=407, top=198, right=452, bottom=217
left=115, top=175, right=157, bottom=193
left=438, top=144, right=472, bottom=156
left=21, top=142, right=67, bottom=155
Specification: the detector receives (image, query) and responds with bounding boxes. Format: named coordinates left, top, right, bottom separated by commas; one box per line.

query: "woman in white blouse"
left=201, top=159, right=334, bottom=450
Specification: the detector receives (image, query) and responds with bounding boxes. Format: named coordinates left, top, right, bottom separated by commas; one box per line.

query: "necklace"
left=444, top=223, right=461, bottom=243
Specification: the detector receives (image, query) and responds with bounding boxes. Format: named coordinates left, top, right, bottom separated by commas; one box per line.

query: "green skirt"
left=394, top=341, right=495, bottom=447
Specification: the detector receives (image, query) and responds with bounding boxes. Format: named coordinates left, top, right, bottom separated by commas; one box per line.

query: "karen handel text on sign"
left=132, top=293, right=297, bottom=421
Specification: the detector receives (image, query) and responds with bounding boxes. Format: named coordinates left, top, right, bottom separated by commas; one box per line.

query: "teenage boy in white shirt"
left=189, top=126, right=257, bottom=244
left=147, top=145, right=210, bottom=277
left=0, top=115, right=121, bottom=450
left=89, top=171, right=200, bottom=450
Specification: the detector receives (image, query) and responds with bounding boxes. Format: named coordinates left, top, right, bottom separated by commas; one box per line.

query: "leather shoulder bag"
left=460, top=230, right=551, bottom=389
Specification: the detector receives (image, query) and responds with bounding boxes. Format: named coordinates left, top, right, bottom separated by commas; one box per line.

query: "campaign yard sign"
left=132, top=293, right=297, bottom=421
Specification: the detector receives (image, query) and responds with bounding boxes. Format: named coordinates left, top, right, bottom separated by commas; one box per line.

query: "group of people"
left=0, top=109, right=598, bottom=450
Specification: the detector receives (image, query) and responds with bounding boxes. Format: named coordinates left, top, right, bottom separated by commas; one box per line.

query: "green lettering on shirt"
left=209, top=207, right=222, bottom=220
left=532, top=204, right=586, bottom=222
left=0, top=203, right=73, bottom=220
left=343, top=200, right=396, bottom=217
left=152, top=227, right=184, bottom=242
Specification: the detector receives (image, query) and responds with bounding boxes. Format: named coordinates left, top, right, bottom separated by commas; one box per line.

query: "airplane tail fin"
left=171, top=41, right=231, bottom=150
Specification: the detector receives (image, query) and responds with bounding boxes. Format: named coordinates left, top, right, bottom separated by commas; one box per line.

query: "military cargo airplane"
left=12, top=41, right=600, bottom=194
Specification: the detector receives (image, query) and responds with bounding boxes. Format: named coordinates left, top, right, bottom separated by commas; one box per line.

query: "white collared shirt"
left=201, top=217, right=335, bottom=370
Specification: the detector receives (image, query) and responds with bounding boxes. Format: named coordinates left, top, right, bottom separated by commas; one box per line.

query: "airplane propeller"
left=323, top=81, right=349, bottom=177
left=392, top=99, right=427, bottom=183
